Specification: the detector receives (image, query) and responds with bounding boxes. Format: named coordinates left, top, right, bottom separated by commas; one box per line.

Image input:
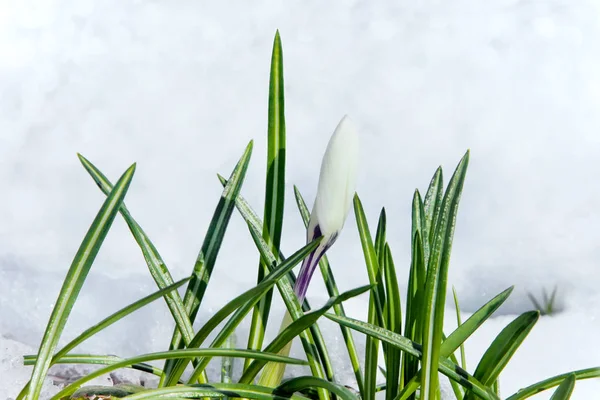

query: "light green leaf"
left=464, top=311, right=539, bottom=400
left=26, top=163, right=136, bottom=400
left=164, top=141, right=253, bottom=382
left=247, top=29, right=287, bottom=371
left=420, top=151, right=469, bottom=400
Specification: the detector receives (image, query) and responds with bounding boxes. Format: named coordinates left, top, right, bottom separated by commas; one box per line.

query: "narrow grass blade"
left=397, top=286, right=514, bottom=400
left=50, top=349, right=307, bottom=400
left=464, top=311, right=539, bottom=400
left=222, top=332, right=236, bottom=386
left=402, top=202, right=425, bottom=397
left=549, top=375, right=576, bottom=400
left=325, top=313, right=500, bottom=400
left=384, top=244, right=402, bottom=399
left=420, top=151, right=469, bottom=400
left=506, top=368, right=600, bottom=400
left=17, top=278, right=188, bottom=398
left=219, top=182, right=330, bottom=399
left=162, top=238, right=320, bottom=386
left=353, top=194, right=386, bottom=327
left=423, top=167, right=443, bottom=254
left=78, top=154, right=195, bottom=350
left=239, top=285, right=371, bottom=384
left=277, top=376, right=360, bottom=400
left=164, top=141, right=253, bottom=381
left=121, top=383, right=309, bottom=400
left=26, top=163, right=136, bottom=400
left=247, top=29, right=287, bottom=371
left=452, top=286, right=467, bottom=370
left=547, top=286, right=558, bottom=315
left=294, top=185, right=364, bottom=396
left=374, top=208, right=387, bottom=262
left=364, top=293, right=379, bottom=400
left=23, top=354, right=165, bottom=379
left=527, top=292, right=544, bottom=312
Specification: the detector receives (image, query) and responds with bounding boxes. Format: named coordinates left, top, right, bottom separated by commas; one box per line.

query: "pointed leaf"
left=27, top=164, right=136, bottom=400
left=247, top=29, right=287, bottom=370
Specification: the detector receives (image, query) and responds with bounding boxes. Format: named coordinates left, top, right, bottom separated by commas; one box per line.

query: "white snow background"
left=1, top=0, right=600, bottom=399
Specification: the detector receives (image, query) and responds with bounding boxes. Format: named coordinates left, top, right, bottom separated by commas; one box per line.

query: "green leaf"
left=383, top=244, right=402, bottom=400
left=506, top=368, right=600, bottom=400
left=162, top=237, right=320, bottom=386
left=325, top=313, right=499, bottom=400
left=26, top=163, right=136, bottom=400
left=23, top=354, right=165, bottom=379
left=353, top=195, right=386, bottom=327
left=420, top=151, right=469, bottom=400
left=219, top=181, right=329, bottom=399
left=397, top=286, right=514, bottom=400
left=119, top=383, right=309, bottom=400
left=77, top=154, right=195, bottom=351
left=549, top=375, right=576, bottom=400
left=17, top=278, right=189, bottom=398
left=464, top=311, right=539, bottom=400
left=164, top=140, right=253, bottom=382
left=444, top=286, right=513, bottom=357
left=239, top=285, right=372, bottom=384
left=364, top=292, right=379, bottom=400
left=402, top=197, right=426, bottom=396
left=423, top=167, right=443, bottom=256
left=452, top=286, right=467, bottom=370
left=50, top=349, right=307, bottom=400
left=294, top=185, right=364, bottom=396
left=247, top=29, right=287, bottom=371
left=277, top=376, right=360, bottom=400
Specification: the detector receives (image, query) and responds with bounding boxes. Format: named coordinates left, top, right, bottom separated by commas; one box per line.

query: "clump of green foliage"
left=527, top=286, right=559, bottom=316
left=18, top=31, right=599, bottom=400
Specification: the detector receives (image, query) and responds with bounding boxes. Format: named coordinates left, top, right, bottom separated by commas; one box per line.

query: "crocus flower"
left=294, top=114, right=360, bottom=301
left=259, top=115, right=359, bottom=387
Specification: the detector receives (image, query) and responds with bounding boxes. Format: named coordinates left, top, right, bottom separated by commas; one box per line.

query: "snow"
left=1, top=0, right=600, bottom=398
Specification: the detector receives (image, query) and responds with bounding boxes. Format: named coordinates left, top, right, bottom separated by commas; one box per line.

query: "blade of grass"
left=420, top=151, right=469, bottom=400
left=506, top=367, right=600, bottom=400
left=26, top=163, right=136, bottom=400
left=218, top=181, right=330, bottom=400
left=354, top=197, right=386, bottom=400
left=277, top=376, right=359, bottom=400
left=423, top=167, right=443, bottom=256
left=121, top=383, right=310, bottom=400
left=549, top=374, right=576, bottom=400
left=451, top=286, right=467, bottom=370
left=162, top=238, right=320, bottom=386
left=464, top=311, right=539, bottom=400
left=364, top=292, right=379, bottom=400
left=17, top=278, right=189, bottom=398
left=294, top=185, right=364, bottom=395
left=51, top=349, right=308, bottom=400
left=384, top=244, right=402, bottom=399
left=402, top=222, right=426, bottom=400
left=23, top=354, right=165, bottom=379
left=246, top=29, right=287, bottom=371
left=78, top=154, right=196, bottom=352
left=353, top=195, right=386, bottom=327
left=163, top=141, right=253, bottom=383
left=397, top=286, right=514, bottom=400
left=325, top=313, right=500, bottom=400
left=219, top=178, right=335, bottom=383
left=239, top=285, right=371, bottom=384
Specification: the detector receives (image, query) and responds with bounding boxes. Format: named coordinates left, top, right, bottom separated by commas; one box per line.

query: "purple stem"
left=293, top=225, right=338, bottom=302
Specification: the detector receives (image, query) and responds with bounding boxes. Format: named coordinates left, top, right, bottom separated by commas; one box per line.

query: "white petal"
left=308, top=115, right=359, bottom=241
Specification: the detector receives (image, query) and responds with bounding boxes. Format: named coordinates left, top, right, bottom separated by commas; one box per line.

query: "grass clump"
left=527, top=285, right=560, bottom=316
left=18, top=31, right=599, bottom=400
